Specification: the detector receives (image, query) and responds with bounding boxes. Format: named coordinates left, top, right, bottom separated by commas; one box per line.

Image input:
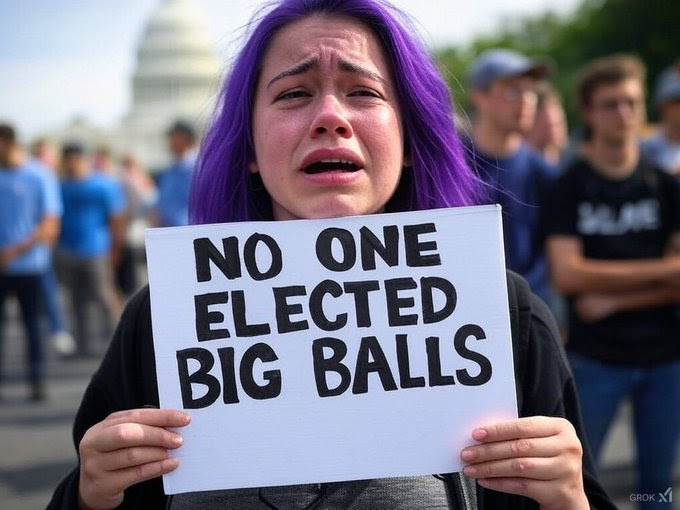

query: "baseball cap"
left=654, top=66, right=680, bottom=106
left=468, top=49, right=549, bottom=91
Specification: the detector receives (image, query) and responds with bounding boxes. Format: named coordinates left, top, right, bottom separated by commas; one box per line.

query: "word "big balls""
left=176, top=326, right=492, bottom=409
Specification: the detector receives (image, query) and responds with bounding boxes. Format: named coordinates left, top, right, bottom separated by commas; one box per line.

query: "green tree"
left=435, top=0, right=680, bottom=125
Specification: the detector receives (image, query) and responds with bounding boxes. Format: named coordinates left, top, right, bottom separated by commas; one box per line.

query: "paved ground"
left=0, top=298, right=677, bottom=509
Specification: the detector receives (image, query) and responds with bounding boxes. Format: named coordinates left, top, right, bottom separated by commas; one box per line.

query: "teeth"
left=319, top=159, right=354, bottom=164
left=303, top=158, right=360, bottom=174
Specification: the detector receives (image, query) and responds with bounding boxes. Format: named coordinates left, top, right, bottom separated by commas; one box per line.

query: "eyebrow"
left=266, top=58, right=387, bottom=88
left=338, top=60, right=387, bottom=85
left=267, top=58, right=318, bottom=88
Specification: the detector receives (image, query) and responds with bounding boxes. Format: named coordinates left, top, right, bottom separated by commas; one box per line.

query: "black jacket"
left=47, top=272, right=616, bottom=509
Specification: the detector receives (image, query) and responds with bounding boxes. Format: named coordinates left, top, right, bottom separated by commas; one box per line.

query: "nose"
left=310, top=94, right=353, bottom=139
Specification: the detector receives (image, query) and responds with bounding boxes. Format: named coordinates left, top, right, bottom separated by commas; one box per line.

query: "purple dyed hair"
left=190, top=0, right=483, bottom=224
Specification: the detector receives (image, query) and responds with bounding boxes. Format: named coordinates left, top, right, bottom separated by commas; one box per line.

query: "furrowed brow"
left=338, top=60, right=386, bottom=85
left=267, top=58, right=318, bottom=88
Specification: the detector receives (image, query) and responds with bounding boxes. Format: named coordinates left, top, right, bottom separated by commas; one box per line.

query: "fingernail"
left=461, top=448, right=476, bottom=461
left=182, top=413, right=191, bottom=424
left=165, top=458, right=180, bottom=470
left=173, top=435, right=184, bottom=446
left=472, top=428, right=488, bottom=440
left=463, top=465, right=476, bottom=476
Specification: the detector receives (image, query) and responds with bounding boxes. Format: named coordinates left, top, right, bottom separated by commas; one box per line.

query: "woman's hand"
left=78, top=408, right=191, bottom=510
left=460, top=416, right=590, bottom=510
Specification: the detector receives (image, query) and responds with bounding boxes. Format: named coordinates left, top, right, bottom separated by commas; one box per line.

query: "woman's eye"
left=276, top=89, right=309, bottom=101
left=349, top=89, right=382, bottom=98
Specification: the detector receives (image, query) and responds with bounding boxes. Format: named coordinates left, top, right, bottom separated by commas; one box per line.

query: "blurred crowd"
left=0, top=120, right=196, bottom=394
left=463, top=51, right=680, bottom=503
left=1, top=49, right=679, bottom=504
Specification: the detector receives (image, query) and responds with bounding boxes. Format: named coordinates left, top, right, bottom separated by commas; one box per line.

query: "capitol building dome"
left=118, top=0, right=221, bottom=169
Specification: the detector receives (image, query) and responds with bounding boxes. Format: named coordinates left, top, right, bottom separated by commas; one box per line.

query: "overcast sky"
left=1, top=0, right=581, bottom=141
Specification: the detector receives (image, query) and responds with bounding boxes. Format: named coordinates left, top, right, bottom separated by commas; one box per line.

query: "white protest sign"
left=145, top=205, right=517, bottom=495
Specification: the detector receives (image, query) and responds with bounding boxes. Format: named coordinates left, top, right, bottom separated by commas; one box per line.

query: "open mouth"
left=303, top=159, right=361, bottom=174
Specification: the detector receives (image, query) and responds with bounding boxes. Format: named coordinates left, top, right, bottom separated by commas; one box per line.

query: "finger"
left=472, top=417, right=565, bottom=443
left=105, top=408, right=191, bottom=428
left=461, top=435, right=561, bottom=464
left=475, top=475, right=586, bottom=508
left=475, top=476, right=541, bottom=499
left=106, top=458, right=180, bottom=496
left=94, top=423, right=184, bottom=453
left=463, top=457, right=560, bottom=481
left=98, top=446, right=171, bottom=472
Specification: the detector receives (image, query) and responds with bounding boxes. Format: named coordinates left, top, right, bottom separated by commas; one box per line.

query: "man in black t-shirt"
left=542, top=54, right=680, bottom=509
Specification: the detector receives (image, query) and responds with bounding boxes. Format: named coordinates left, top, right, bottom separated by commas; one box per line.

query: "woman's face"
left=251, top=15, right=406, bottom=221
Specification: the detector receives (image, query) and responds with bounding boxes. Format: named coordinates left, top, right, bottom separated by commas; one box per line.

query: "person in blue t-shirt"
left=465, top=49, right=558, bottom=309
left=154, top=120, right=197, bottom=227
left=27, top=139, right=77, bottom=356
left=0, top=124, right=61, bottom=400
left=56, top=143, right=126, bottom=356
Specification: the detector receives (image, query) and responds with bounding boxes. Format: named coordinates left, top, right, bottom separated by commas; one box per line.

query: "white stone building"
left=43, top=0, right=221, bottom=171
left=119, top=0, right=221, bottom=170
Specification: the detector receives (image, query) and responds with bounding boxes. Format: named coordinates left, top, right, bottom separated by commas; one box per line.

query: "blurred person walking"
left=28, top=139, right=76, bottom=355
left=0, top=124, right=61, bottom=401
left=154, top=120, right=197, bottom=227
left=92, top=146, right=141, bottom=296
left=56, top=143, right=125, bottom=356
left=642, top=61, right=680, bottom=175
left=92, top=146, right=127, bottom=236
left=92, top=146, right=116, bottom=176
left=30, top=137, right=60, bottom=171
left=542, top=54, right=680, bottom=509
left=465, top=49, right=558, bottom=308
left=117, top=154, right=157, bottom=296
